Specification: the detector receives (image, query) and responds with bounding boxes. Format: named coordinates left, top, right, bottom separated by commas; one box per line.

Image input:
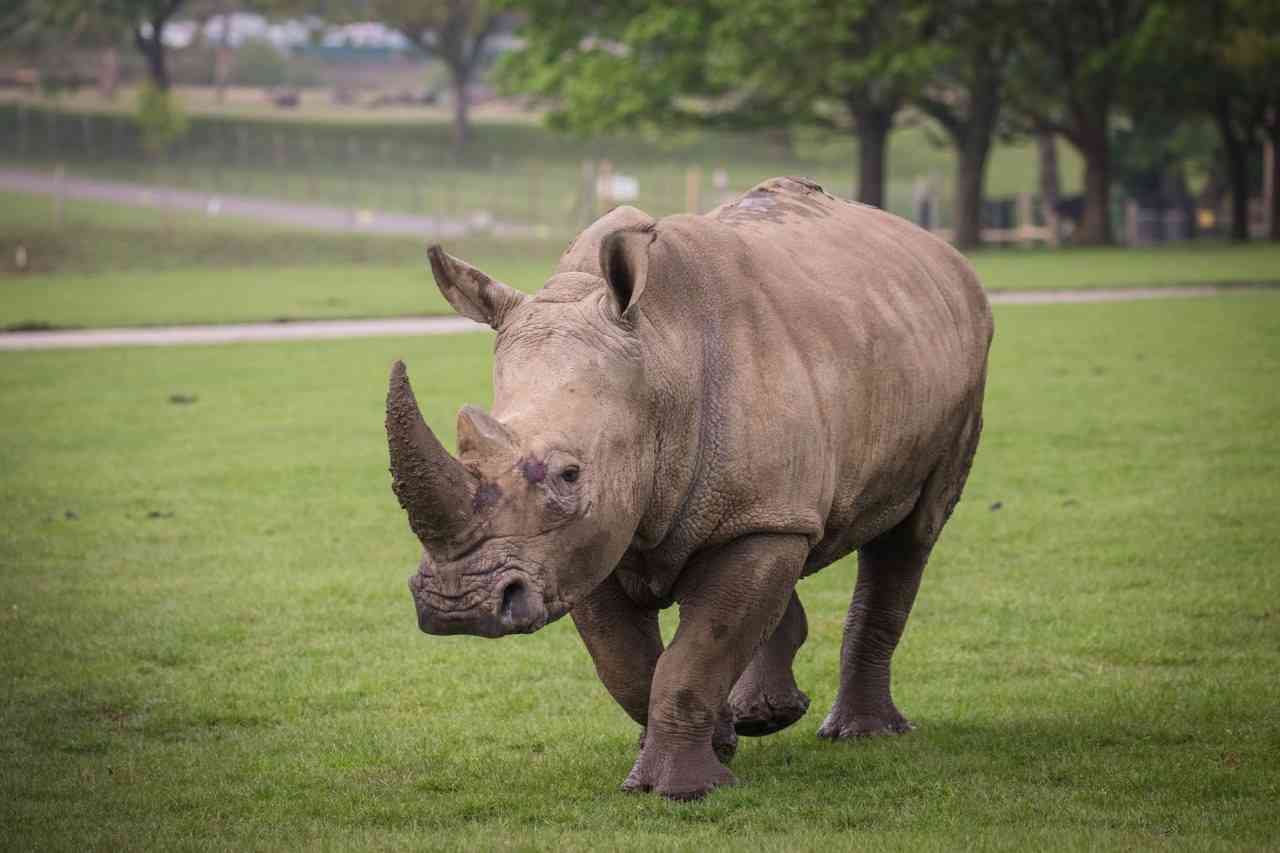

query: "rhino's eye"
left=560, top=465, right=580, bottom=484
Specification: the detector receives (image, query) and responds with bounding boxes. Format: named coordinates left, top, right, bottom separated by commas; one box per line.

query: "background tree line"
left=6, top=0, right=1279, bottom=245
left=503, top=0, right=1279, bottom=246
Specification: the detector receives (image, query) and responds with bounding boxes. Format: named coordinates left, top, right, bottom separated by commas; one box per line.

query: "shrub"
left=135, top=84, right=190, bottom=156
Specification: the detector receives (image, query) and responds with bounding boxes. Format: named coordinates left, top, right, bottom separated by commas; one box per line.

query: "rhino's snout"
left=409, top=570, right=547, bottom=638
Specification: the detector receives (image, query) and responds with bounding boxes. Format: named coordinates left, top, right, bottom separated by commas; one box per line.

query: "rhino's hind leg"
left=819, top=409, right=983, bottom=740
left=729, top=591, right=810, bottom=736
left=816, top=531, right=926, bottom=739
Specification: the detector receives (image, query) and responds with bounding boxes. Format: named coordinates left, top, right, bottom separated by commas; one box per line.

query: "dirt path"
left=0, top=168, right=533, bottom=238
left=2, top=284, right=1275, bottom=352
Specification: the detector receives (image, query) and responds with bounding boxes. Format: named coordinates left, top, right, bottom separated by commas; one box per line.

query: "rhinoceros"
left=386, top=176, right=992, bottom=800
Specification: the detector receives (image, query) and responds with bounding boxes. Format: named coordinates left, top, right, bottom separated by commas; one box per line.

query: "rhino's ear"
left=600, top=226, right=655, bottom=320
left=428, top=245, right=527, bottom=330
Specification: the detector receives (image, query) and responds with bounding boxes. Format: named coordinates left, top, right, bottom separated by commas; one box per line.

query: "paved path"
left=0, top=316, right=483, bottom=351
left=2, top=283, right=1275, bottom=352
left=0, top=168, right=533, bottom=238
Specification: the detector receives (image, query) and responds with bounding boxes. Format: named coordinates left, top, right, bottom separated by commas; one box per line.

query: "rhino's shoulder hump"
left=710, top=176, right=854, bottom=227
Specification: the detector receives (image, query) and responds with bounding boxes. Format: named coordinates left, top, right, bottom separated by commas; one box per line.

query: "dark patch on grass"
left=3, top=320, right=79, bottom=332
left=167, top=393, right=197, bottom=405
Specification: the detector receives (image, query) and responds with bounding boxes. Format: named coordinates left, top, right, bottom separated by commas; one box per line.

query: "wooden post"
left=1016, top=192, right=1033, bottom=247
left=580, top=160, right=597, bottom=228
left=54, top=163, right=65, bottom=228
left=1125, top=199, right=1140, bottom=246
left=17, top=102, right=27, bottom=158
left=80, top=114, right=93, bottom=157
left=597, top=159, right=614, bottom=216
left=685, top=165, right=702, bottom=214
left=529, top=160, right=542, bottom=228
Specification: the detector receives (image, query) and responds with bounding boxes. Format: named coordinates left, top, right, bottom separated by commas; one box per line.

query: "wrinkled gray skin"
left=386, top=177, right=993, bottom=801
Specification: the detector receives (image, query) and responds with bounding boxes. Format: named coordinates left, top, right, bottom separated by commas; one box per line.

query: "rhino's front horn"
left=386, top=360, right=477, bottom=545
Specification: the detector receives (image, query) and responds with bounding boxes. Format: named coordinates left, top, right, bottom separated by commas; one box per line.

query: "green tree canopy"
left=500, top=0, right=936, bottom=209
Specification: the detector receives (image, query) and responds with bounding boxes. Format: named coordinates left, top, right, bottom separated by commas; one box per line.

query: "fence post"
left=1016, top=192, right=1033, bottom=247
left=54, top=163, right=66, bottom=228
left=528, top=161, right=542, bottom=230
left=80, top=113, right=93, bottom=157
left=597, top=159, right=614, bottom=215
left=685, top=165, right=702, bottom=214
left=580, top=160, right=597, bottom=228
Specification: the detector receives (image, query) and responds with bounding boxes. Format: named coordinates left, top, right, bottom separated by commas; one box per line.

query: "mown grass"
left=1, top=294, right=1278, bottom=850
left=4, top=189, right=1280, bottom=330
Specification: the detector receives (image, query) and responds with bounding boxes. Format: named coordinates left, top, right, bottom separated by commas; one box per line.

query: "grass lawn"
left=2, top=294, right=1278, bottom=849
left=4, top=189, right=1280, bottom=329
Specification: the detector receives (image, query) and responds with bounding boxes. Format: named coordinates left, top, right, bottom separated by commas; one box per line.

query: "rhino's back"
left=648, top=177, right=992, bottom=561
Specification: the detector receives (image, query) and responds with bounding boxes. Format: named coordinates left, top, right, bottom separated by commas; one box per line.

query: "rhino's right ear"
left=428, top=245, right=527, bottom=330
left=600, top=226, right=655, bottom=320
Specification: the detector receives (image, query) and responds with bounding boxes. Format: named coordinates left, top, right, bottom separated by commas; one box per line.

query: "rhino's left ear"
left=428, top=245, right=527, bottom=330
left=600, top=226, right=655, bottom=320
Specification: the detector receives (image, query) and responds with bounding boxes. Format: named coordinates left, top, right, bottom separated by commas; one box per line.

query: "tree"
left=1006, top=0, right=1152, bottom=245
left=501, top=0, right=936, bottom=209
left=372, top=0, right=504, bottom=151
left=125, top=0, right=187, bottom=91
left=34, top=0, right=188, bottom=91
left=910, top=0, right=1021, bottom=248
left=1132, top=0, right=1280, bottom=242
left=708, top=0, right=935, bottom=207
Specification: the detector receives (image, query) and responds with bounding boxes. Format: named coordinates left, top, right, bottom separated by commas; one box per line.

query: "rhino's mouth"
left=409, top=563, right=549, bottom=638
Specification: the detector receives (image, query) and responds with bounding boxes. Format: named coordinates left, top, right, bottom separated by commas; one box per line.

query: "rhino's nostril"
left=500, top=578, right=532, bottom=627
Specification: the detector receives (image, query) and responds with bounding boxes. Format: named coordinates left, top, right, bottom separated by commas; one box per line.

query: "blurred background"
left=2, top=0, right=1276, bottom=272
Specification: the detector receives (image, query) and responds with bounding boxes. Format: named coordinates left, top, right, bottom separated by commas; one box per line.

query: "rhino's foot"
left=816, top=705, right=914, bottom=740
left=730, top=685, right=810, bottom=737
left=621, top=740, right=736, bottom=802
left=639, top=709, right=738, bottom=765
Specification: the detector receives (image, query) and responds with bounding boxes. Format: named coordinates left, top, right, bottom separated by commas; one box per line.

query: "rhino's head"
left=388, top=233, right=654, bottom=638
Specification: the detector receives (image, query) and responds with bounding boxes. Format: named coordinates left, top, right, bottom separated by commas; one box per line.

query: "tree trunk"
left=134, top=27, right=170, bottom=92
left=1215, top=98, right=1251, bottom=243
left=950, top=90, right=999, bottom=250
left=1266, top=125, right=1279, bottom=242
left=852, top=107, right=893, bottom=208
left=97, top=47, right=120, bottom=100
left=1075, top=130, right=1112, bottom=246
left=1036, top=128, right=1061, bottom=245
left=450, top=72, right=471, bottom=153
left=215, top=0, right=232, bottom=104
left=952, top=137, right=990, bottom=249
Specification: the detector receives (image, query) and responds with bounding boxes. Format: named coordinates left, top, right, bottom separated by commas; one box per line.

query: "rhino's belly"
left=802, top=485, right=923, bottom=575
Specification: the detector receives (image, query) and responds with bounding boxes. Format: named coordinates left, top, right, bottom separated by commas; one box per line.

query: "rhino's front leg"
left=571, top=570, right=663, bottom=727
left=623, top=533, right=808, bottom=801
left=572, top=567, right=739, bottom=765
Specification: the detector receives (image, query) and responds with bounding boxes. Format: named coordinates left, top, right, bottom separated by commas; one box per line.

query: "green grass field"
left=1, top=100, right=1081, bottom=224
left=4, top=190, right=1280, bottom=330
left=2, top=294, right=1278, bottom=849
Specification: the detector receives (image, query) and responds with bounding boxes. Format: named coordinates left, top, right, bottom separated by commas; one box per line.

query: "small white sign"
left=598, top=174, right=639, bottom=202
